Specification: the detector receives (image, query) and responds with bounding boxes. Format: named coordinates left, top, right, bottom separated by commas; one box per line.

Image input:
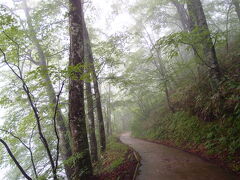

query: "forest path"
left=120, top=132, right=237, bottom=180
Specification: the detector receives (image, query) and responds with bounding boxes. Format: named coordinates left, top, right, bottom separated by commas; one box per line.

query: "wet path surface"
left=120, top=133, right=238, bottom=180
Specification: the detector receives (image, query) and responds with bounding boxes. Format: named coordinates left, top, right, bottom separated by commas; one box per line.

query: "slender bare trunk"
left=171, top=0, right=191, bottom=31
left=85, top=81, right=98, bottom=162
left=143, top=28, right=175, bottom=113
left=107, top=84, right=112, bottom=135
left=69, top=0, right=92, bottom=179
left=233, top=0, right=240, bottom=21
left=22, top=1, right=73, bottom=178
left=82, top=19, right=106, bottom=152
left=82, top=11, right=98, bottom=162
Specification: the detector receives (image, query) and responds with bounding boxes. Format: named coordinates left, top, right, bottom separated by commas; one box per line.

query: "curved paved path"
left=120, top=133, right=238, bottom=180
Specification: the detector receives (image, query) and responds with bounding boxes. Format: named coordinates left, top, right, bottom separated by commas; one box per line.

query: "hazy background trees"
left=1, top=0, right=240, bottom=179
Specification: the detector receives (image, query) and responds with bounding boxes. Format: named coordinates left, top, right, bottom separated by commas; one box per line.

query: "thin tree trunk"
left=106, top=110, right=110, bottom=136
left=172, top=0, right=205, bottom=83
left=171, top=0, right=191, bottom=31
left=103, top=107, right=109, bottom=135
left=186, top=0, right=221, bottom=90
left=69, top=0, right=93, bottom=179
left=233, top=0, right=240, bottom=21
left=83, top=19, right=106, bottom=152
left=85, top=81, right=98, bottom=162
left=226, top=3, right=233, bottom=54
left=22, top=1, right=73, bottom=178
left=144, top=28, right=175, bottom=113
left=82, top=13, right=98, bottom=163
left=107, top=84, right=112, bottom=135
left=164, top=81, right=175, bottom=113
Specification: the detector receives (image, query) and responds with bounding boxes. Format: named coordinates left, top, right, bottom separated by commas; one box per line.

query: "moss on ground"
left=93, top=137, right=138, bottom=180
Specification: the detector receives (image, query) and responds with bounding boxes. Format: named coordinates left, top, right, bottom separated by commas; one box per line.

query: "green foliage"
left=64, top=152, right=85, bottom=167
left=132, top=111, right=202, bottom=143
left=107, top=137, right=128, bottom=152
left=94, top=137, right=128, bottom=175
left=1, top=0, right=240, bottom=178
left=132, top=107, right=240, bottom=163
left=0, top=6, right=16, bottom=27
left=109, top=157, right=125, bottom=170
left=158, top=28, right=223, bottom=64
left=37, top=175, right=47, bottom=180
left=0, top=3, right=69, bottom=179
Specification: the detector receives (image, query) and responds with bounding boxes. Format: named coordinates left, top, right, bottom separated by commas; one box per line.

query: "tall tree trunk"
left=22, top=1, right=73, bottom=178
left=106, top=109, right=110, bottom=136
left=83, top=19, right=106, bottom=152
left=107, top=84, right=112, bottom=136
left=186, top=0, right=221, bottom=90
left=68, top=0, right=92, bottom=179
left=82, top=10, right=98, bottom=162
left=69, top=0, right=92, bottom=180
left=103, top=107, right=109, bottom=135
left=85, top=81, right=98, bottom=162
left=233, top=0, right=240, bottom=21
left=172, top=0, right=205, bottom=82
left=171, top=0, right=191, bottom=31
left=144, top=28, right=175, bottom=113
left=81, top=9, right=98, bottom=163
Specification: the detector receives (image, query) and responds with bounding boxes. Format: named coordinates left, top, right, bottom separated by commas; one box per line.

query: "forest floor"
left=92, top=136, right=139, bottom=180
left=120, top=132, right=238, bottom=180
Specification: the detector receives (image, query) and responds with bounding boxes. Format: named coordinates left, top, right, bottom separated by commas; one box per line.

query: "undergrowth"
left=132, top=111, right=240, bottom=172
left=131, top=37, right=240, bottom=173
left=94, top=137, right=128, bottom=175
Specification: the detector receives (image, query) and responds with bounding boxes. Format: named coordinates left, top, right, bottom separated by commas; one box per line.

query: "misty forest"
left=0, top=0, right=240, bottom=179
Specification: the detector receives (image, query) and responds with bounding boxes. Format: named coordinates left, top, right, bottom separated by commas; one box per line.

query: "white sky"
left=91, top=0, right=135, bottom=35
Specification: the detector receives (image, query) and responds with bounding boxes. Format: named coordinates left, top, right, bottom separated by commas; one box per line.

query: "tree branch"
left=0, top=45, right=57, bottom=179
left=53, top=81, right=65, bottom=173
left=0, top=138, right=32, bottom=180
left=0, top=128, right=38, bottom=178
